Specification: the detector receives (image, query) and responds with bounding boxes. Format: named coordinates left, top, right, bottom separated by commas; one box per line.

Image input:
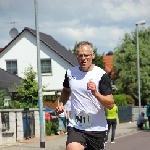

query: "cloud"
left=50, top=25, right=129, bottom=52
left=0, top=0, right=150, bottom=54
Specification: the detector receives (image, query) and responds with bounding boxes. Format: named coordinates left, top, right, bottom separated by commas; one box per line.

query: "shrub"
left=113, top=94, right=127, bottom=106
left=51, top=122, right=58, bottom=135
left=45, top=121, right=58, bottom=136
left=9, top=100, right=38, bottom=109
left=45, top=120, right=52, bottom=135
left=114, top=94, right=134, bottom=106
left=126, top=95, right=135, bottom=106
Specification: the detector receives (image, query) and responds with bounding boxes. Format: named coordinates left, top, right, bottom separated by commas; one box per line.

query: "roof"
left=0, top=68, right=22, bottom=85
left=0, top=48, right=3, bottom=52
left=103, top=55, right=113, bottom=73
left=0, top=27, right=78, bottom=66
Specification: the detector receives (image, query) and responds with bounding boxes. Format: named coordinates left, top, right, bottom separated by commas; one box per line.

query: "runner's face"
left=76, top=45, right=95, bottom=72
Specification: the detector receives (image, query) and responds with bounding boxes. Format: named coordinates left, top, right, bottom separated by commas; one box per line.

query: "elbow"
left=108, top=103, right=114, bottom=109
left=107, top=99, right=114, bottom=109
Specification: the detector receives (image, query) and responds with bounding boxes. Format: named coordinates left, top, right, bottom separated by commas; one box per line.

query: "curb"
left=115, top=129, right=138, bottom=138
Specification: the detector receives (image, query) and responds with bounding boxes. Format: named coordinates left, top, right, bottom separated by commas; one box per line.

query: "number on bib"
left=75, top=111, right=92, bottom=127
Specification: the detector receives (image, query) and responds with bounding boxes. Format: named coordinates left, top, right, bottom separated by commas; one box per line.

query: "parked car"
left=43, top=106, right=57, bottom=121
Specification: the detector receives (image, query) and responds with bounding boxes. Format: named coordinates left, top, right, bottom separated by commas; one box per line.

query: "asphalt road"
left=1, top=130, right=150, bottom=150
left=105, top=130, right=150, bottom=150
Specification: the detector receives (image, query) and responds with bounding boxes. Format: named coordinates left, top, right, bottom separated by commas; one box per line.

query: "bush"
left=113, top=94, right=127, bottom=106
left=51, top=122, right=58, bottom=135
left=126, top=95, right=134, bottom=106
left=114, top=94, right=135, bottom=106
left=45, top=121, right=58, bottom=136
left=45, top=120, right=52, bottom=135
left=8, top=100, right=38, bottom=109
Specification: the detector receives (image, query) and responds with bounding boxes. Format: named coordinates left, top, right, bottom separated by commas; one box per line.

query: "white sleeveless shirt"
left=66, top=66, right=108, bottom=131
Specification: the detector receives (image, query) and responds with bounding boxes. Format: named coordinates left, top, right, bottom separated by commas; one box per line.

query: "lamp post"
left=135, top=20, right=146, bottom=115
left=34, top=0, right=45, bottom=148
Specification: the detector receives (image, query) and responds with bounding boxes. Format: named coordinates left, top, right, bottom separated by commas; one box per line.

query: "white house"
left=0, top=27, right=78, bottom=96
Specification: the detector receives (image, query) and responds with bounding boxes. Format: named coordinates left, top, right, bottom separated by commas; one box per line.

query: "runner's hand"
left=55, top=106, right=65, bottom=116
left=87, top=80, right=97, bottom=94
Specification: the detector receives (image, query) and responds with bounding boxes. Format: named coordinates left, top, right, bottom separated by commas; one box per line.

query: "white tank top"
left=67, top=66, right=107, bottom=131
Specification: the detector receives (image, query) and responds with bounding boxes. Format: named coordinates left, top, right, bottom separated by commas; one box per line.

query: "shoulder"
left=114, top=106, right=118, bottom=111
left=93, top=66, right=107, bottom=78
left=66, top=66, right=79, bottom=75
left=68, top=66, right=79, bottom=71
left=93, top=66, right=106, bottom=74
left=114, top=105, right=118, bottom=108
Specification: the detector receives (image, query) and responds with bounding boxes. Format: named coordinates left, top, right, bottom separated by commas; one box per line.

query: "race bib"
left=74, top=110, right=92, bottom=127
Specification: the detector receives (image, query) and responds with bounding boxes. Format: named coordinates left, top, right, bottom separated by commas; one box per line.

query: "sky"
left=0, top=0, right=150, bottom=54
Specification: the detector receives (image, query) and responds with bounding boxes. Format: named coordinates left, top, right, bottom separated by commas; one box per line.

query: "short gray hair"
left=76, top=41, right=93, bottom=52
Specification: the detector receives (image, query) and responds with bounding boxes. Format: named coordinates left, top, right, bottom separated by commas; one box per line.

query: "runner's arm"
left=59, top=87, right=71, bottom=106
left=59, top=72, right=71, bottom=106
left=94, top=93, right=114, bottom=109
left=94, top=73, right=114, bottom=109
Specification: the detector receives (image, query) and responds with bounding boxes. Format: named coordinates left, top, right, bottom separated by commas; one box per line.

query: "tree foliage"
left=113, top=94, right=127, bottom=106
left=69, top=42, right=105, bottom=69
left=0, top=90, right=5, bottom=108
left=16, top=65, right=38, bottom=103
left=93, top=49, right=105, bottom=69
left=113, top=26, right=150, bottom=105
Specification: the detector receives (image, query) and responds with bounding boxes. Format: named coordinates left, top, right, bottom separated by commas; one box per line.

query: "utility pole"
left=135, top=20, right=146, bottom=115
left=34, top=0, right=45, bottom=148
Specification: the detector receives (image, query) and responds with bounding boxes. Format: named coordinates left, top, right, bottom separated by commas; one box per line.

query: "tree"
left=0, top=90, right=5, bottom=108
left=113, top=26, right=150, bottom=105
left=16, top=65, right=38, bottom=104
left=93, top=48, right=105, bottom=69
left=69, top=42, right=105, bottom=69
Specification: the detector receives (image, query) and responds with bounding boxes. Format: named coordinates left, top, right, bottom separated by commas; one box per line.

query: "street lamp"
left=135, top=20, right=146, bottom=115
left=34, top=0, right=45, bottom=148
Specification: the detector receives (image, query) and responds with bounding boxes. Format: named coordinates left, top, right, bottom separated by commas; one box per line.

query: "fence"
left=132, top=106, right=147, bottom=121
left=0, top=108, right=45, bottom=146
left=118, top=105, right=132, bottom=123
left=117, top=106, right=149, bottom=123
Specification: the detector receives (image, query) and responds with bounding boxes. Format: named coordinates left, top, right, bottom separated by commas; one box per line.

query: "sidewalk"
left=0, top=121, right=138, bottom=150
left=111, top=121, right=138, bottom=139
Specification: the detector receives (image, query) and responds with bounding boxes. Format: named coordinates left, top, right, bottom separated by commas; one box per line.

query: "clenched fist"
left=87, top=80, right=97, bottom=95
left=55, top=105, right=65, bottom=116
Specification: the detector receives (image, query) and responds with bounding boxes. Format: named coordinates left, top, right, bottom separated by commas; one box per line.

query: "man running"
left=55, top=41, right=114, bottom=150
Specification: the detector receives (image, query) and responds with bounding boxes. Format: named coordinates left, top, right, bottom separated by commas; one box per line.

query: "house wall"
left=0, top=31, right=73, bottom=92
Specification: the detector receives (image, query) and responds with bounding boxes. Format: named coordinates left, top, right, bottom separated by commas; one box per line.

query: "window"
left=6, top=60, right=17, bottom=74
left=41, top=59, right=51, bottom=74
left=1, top=112, right=9, bottom=132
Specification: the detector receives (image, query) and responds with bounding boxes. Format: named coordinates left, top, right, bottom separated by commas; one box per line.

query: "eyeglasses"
left=76, top=54, right=92, bottom=59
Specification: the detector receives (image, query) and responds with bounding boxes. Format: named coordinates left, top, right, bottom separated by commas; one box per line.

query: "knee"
left=66, top=142, right=84, bottom=150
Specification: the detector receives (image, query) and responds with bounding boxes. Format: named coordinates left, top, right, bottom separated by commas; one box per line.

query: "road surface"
left=105, top=131, right=150, bottom=150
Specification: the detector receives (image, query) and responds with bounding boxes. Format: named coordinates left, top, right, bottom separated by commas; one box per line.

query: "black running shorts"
left=66, top=127, right=106, bottom=150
